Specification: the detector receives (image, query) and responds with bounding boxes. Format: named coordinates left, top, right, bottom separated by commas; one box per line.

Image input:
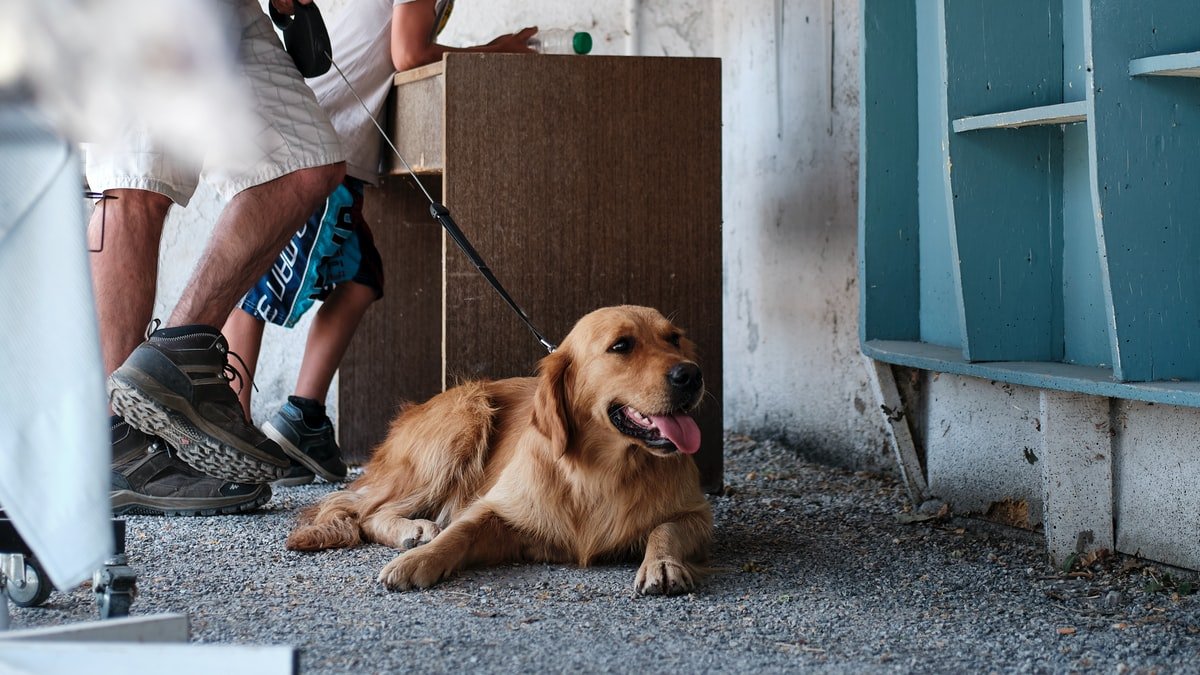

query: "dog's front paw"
left=635, top=557, right=694, bottom=596
left=378, top=549, right=455, bottom=591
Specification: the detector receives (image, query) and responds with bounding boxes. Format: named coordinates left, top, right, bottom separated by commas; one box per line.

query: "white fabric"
left=0, top=104, right=112, bottom=590
left=84, top=0, right=343, bottom=206
left=309, top=0, right=453, bottom=184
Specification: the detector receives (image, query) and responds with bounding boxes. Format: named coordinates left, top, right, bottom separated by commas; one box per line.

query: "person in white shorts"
left=220, top=0, right=537, bottom=487
left=95, top=0, right=347, bottom=517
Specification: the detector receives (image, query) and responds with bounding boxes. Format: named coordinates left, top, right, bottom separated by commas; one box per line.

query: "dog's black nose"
left=667, top=363, right=703, bottom=393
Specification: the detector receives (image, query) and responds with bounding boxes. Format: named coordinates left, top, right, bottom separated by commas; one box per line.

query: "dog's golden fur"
left=286, top=305, right=712, bottom=595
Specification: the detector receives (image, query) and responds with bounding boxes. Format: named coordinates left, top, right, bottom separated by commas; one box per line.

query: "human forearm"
left=393, top=34, right=536, bottom=72
left=391, top=1, right=536, bottom=72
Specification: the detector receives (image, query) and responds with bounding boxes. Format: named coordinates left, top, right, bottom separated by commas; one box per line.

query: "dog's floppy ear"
left=532, top=348, right=572, bottom=454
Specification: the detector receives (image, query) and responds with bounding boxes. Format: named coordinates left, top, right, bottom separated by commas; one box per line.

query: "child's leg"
left=294, top=280, right=378, bottom=402
left=263, top=283, right=370, bottom=483
left=222, top=308, right=267, bottom=419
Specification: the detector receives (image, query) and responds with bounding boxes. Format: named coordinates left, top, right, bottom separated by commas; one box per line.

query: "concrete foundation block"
left=1039, top=391, right=1114, bottom=567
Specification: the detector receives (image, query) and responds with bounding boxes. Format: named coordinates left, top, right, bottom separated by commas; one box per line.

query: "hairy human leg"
left=87, top=189, right=172, bottom=376
left=169, top=163, right=344, bottom=330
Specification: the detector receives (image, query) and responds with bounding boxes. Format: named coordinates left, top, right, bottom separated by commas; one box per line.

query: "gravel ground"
left=8, top=434, right=1200, bottom=673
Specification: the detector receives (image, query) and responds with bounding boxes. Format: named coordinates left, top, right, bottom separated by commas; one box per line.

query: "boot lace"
left=221, top=349, right=259, bottom=397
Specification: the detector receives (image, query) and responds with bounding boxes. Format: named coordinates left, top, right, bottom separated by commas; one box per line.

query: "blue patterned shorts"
left=240, top=177, right=383, bottom=327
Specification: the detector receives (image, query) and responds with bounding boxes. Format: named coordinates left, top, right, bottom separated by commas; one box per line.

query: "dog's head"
left=533, top=305, right=704, bottom=458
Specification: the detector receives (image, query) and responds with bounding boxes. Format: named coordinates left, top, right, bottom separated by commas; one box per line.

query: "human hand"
left=269, top=0, right=313, bottom=15
left=487, top=26, right=539, bottom=54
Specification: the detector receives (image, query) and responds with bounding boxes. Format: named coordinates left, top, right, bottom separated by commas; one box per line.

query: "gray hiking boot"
left=262, top=399, right=348, bottom=483
left=107, top=324, right=291, bottom=483
left=110, top=418, right=271, bottom=516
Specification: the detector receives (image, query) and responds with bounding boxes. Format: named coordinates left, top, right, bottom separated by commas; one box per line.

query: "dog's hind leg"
left=361, top=503, right=442, bottom=550
left=285, top=491, right=365, bottom=551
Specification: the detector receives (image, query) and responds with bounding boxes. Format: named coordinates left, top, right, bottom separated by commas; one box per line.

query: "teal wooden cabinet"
left=860, top=0, right=1200, bottom=405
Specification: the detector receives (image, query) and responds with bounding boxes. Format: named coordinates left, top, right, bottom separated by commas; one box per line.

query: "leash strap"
left=326, top=53, right=557, bottom=353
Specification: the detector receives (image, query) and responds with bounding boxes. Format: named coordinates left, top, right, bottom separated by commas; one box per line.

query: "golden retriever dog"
left=286, top=305, right=711, bottom=595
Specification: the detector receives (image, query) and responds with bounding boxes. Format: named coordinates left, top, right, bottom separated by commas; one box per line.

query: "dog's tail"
left=285, top=490, right=365, bottom=551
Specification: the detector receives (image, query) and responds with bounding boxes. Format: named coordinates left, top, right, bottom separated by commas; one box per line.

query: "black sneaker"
left=110, top=418, right=271, bottom=516
left=261, top=400, right=347, bottom=482
left=273, top=463, right=316, bottom=488
left=107, top=324, right=291, bottom=483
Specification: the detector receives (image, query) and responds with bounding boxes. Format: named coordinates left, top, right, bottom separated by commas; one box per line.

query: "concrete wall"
left=1113, top=401, right=1200, bottom=569
left=157, top=0, right=890, bottom=469
left=714, top=0, right=889, bottom=470
left=415, top=0, right=892, bottom=471
left=916, top=373, right=1044, bottom=527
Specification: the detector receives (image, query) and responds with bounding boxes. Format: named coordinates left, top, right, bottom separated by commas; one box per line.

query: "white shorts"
left=84, top=0, right=343, bottom=207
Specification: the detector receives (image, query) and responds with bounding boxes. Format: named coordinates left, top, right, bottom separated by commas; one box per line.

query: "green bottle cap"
left=573, top=31, right=593, bottom=55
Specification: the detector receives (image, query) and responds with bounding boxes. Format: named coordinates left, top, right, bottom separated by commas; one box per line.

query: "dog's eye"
left=608, top=337, right=634, bottom=354
left=667, top=332, right=682, bottom=347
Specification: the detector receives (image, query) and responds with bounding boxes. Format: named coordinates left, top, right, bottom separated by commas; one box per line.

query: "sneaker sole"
left=109, top=370, right=289, bottom=483
left=272, top=473, right=316, bottom=488
left=111, top=484, right=271, bottom=517
left=262, top=421, right=347, bottom=483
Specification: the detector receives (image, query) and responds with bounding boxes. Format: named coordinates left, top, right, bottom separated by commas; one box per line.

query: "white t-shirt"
left=306, top=0, right=453, bottom=184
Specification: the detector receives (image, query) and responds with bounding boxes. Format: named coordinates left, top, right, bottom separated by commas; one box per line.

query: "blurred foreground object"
left=0, top=0, right=265, bottom=593
left=0, top=99, right=112, bottom=590
left=2, top=0, right=258, bottom=167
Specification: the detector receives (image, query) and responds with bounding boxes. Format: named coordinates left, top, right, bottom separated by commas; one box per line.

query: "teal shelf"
left=1129, top=51, right=1200, bottom=77
left=941, top=0, right=1065, bottom=363
left=952, top=101, right=1088, bottom=133
left=859, top=0, right=920, bottom=344
left=1089, top=1, right=1200, bottom=381
left=863, top=340, right=1200, bottom=409
left=860, top=0, right=1200, bottom=395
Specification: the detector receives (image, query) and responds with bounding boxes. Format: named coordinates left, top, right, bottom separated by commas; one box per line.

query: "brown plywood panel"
left=386, top=63, right=445, bottom=175
left=338, top=176, right=443, bottom=463
left=440, top=54, right=723, bottom=488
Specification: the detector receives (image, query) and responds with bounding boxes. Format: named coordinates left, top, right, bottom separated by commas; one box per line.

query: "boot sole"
left=111, top=484, right=271, bottom=517
left=272, top=472, right=317, bottom=488
left=262, top=421, right=347, bottom=483
left=109, top=369, right=289, bottom=483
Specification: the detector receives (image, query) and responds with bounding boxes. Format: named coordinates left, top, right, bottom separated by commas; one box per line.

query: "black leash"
left=272, top=1, right=556, bottom=352
left=326, top=55, right=557, bottom=354
left=427, top=202, right=558, bottom=354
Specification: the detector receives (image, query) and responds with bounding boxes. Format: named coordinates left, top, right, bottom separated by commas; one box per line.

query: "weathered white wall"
left=714, top=0, right=888, bottom=469
left=159, top=0, right=889, bottom=469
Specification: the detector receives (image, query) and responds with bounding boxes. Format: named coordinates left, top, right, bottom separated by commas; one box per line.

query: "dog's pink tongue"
left=649, top=413, right=702, bottom=455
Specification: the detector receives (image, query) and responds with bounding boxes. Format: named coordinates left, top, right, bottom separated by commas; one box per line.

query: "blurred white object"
left=0, top=102, right=112, bottom=590
left=4, top=0, right=259, bottom=167
left=0, top=2, right=23, bottom=85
